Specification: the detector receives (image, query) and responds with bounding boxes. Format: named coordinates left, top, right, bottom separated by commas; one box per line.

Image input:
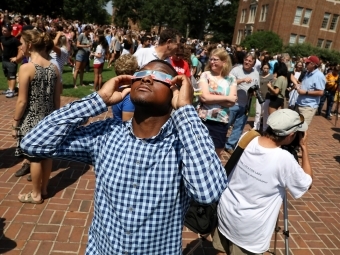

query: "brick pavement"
left=0, top=94, right=339, bottom=255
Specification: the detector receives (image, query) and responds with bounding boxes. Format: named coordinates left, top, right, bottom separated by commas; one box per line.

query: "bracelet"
left=12, top=125, right=20, bottom=130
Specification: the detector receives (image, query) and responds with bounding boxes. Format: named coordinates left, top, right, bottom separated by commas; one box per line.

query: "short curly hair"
left=114, top=54, right=138, bottom=75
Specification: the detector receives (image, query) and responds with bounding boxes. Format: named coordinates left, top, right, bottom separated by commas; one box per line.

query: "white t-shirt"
left=133, top=47, right=170, bottom=69
left=218, top=136, right=312, bottom=253
left=94, top=44, right=105, bottom=64
left=49, top=47, right=69, bottom=75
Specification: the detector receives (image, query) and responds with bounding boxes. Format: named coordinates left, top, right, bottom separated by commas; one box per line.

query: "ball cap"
left=304, top=55, right=320, bottom=65
left=267, top=109, right=308, bottom=136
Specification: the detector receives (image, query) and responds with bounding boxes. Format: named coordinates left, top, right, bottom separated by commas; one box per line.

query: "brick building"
left=233, top=0, right=340, bottom=51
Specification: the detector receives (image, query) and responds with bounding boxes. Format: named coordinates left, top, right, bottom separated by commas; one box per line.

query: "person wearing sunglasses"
left=214, top=109, right=312, bottom=255
left=295, top=55, right=325, bottom=125
left=19, top=59, right=228, bottom=254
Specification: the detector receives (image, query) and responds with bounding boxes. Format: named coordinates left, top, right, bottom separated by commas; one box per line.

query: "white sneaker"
left=89, top=83, right=94, bottom=86
left=330, top=113, right=333, bottom=116
left=1, top=89, right=10, bottom=95
left=5, top=91, right=15, bottom=98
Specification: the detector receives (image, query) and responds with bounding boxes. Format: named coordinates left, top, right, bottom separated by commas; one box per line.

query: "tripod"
left=268, top=190, right=289, bottom=255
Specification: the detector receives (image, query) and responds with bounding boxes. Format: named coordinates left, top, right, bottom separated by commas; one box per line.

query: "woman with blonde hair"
left=198, top=48, right=238, bottom=158
left=12, top=30, right=61, bottom=204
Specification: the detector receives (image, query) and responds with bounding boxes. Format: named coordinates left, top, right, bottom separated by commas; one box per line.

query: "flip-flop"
left=18, top=191, right=43, bottom=204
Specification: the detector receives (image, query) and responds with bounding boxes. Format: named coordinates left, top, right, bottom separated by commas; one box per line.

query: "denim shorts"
left=202, top=119, right=228, bottom=148
left=2, top=61, right=18, bottom=79
left=75, top=53, right=88, bottom=62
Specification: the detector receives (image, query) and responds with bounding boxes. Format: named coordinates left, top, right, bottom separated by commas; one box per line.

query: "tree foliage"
left=112, top=0, right=239, bottom=41
left=241, top=31, right=283, bottom=54
left=283, top=43, right=340, bottom=63
left=0, top=0, right=111, bottom=24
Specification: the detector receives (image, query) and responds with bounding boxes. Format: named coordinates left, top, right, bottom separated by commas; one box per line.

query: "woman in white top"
left=198, top=48, right=237, bottom=158
left=50, top=31, right=69, bottom=93
left=90, top=34, right=109, bottom=91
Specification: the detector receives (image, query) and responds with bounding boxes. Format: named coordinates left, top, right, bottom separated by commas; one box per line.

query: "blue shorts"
left=75, top=53, right=88, bottom=62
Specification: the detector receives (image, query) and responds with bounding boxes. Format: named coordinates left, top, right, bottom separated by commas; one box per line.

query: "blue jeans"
left=318, top=90, right=335, bottom=117
left=225, top=105, right=249, bottom=150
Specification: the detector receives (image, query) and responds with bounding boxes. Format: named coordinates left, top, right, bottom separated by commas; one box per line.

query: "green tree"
left=206, top=0, right=239, bottom=43
left=283, top=43, right=340, bottom=63
left=241, top=31, right=283, bottom=54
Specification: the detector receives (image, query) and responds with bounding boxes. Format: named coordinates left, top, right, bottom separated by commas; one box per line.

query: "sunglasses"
left=132, top=70, right=173, bottom=87
left=284, top=114, right=305, bottom=131
left=209, top=58, right=220, bottom=62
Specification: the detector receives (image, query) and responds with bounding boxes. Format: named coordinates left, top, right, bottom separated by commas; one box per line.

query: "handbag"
left=184, top=130, right=260, bottom=235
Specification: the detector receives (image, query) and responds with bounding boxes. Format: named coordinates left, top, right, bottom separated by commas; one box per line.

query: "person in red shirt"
left=170, top=44, right=191, bottom=77
left=11, top=17, right=23, bottom=39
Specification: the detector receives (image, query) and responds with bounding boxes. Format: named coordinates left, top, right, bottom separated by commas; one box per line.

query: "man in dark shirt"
left=0, top=23, right=21, bottom=98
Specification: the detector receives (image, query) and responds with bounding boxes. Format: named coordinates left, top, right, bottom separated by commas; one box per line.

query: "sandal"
left=18, top=191, right=43, bottom=204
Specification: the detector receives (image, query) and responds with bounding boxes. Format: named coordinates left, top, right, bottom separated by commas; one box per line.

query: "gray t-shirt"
left=230, top=65, right=260, bottom=107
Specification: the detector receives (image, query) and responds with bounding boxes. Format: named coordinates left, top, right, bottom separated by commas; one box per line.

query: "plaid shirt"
left=21, top=93, right=228, bottom=255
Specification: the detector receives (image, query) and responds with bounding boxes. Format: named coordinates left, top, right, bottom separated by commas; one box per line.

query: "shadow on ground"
left=0, top=218, right=17, bottom=253
left=0, top=147, right=22, bottom=170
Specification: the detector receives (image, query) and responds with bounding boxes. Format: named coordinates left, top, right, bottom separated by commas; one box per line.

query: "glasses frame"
left=283, top=113, right=305, bottom=131
left=132, top=70, right=173, bottom=87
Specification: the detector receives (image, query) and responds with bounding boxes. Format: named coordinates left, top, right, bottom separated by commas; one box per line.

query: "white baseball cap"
left=267, top=109, right=308, bottom=136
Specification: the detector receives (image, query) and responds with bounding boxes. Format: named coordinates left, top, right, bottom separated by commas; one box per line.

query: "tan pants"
left=295, top=105, right=317, bottom=126
left=212, top=228, right=263, bottom=255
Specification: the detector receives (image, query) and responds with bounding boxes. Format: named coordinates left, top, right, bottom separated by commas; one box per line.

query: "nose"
left=141, top=75, right=153, bottom=84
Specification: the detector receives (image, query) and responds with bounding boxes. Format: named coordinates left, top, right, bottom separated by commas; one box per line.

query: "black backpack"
left=184, top=130, right=260, bottom=235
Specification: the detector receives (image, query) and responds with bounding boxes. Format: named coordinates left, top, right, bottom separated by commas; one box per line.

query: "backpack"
left=184, top=130, right=260, bottom=235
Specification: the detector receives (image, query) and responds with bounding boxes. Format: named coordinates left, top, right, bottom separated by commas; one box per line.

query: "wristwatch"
left=306, top=91, right=308, bottom=95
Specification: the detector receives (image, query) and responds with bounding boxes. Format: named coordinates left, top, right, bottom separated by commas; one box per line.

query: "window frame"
left=293, top=7, right=303, bottom=25
left=321, top=12, right=331, bottom=29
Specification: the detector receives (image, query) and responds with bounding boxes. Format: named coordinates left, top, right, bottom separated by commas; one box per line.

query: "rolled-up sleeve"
left=171, top=105, right=227, bottom=204
left=20, top=93, right=108, bottom=164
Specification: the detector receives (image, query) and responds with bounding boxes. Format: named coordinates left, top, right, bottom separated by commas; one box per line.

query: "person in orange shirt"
left=317, top=64, right=339, bottom=120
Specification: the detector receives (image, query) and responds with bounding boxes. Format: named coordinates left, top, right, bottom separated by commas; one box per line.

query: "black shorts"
left=2, top=61, right=18, bottom=80
left=202, top=119, right=228, bottom=148
left=269, top=96, right=284, bottom=109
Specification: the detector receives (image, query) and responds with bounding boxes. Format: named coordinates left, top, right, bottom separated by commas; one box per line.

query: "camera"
left=281, top=131, right=304, bottom=162
left=248, top=84, right=265, bottom=104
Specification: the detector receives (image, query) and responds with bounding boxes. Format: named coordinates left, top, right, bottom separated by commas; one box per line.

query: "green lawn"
left=0, top=61, right=255, bottom=116
left=0, top=61, right=116, bottom=99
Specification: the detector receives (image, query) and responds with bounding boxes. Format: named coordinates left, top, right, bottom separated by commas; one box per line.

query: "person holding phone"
left=19, top=59, right=227, bottom=254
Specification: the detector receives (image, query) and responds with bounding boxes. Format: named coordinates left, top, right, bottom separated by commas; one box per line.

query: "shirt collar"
left=125, top=117, right=174, bottom=143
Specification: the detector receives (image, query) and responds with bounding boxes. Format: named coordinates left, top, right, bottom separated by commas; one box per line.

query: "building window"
left=289, top=34, right=297, bottom=45
left=259, top=4, right=268, bottom=22
left=236, top=30, right=243, bottom=44
left=294, top=7, right=303, bottom=24
left=298, top=35, right=306, bottom=44
left=321, top=13, right=331, bottom=28
left=325, top=40, right=332, bottom=49
left=248, top=5, right=257, bottom=23
left=302, top=9, right=312, bottom=25
left=240, top=9, right=247, bottom=23
left=329, top=14, right=339, bottom=30
left=317, top=39, right=324, bottom=48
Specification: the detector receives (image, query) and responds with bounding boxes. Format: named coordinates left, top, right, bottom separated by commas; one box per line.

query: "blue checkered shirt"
left=21, top=93, right=228, bottom=255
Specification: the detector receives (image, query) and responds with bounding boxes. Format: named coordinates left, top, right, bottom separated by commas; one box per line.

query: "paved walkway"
left=0, top=94, right=339, bottom=255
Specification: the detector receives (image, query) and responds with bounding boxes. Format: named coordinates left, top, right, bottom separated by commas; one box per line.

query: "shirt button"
left=136, top=161, right=140, bottom=164
left=124, top=252, right=129, bottom=255
left=133, top=183, right=138, bottom=188
left=129, top=207, right=134, bottom=212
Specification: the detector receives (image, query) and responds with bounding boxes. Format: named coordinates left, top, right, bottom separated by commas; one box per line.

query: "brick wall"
left=233, top=0, right=340, bottom=51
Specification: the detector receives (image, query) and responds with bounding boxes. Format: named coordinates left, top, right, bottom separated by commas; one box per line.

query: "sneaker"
left=330, top=113, right=333, bottom=116
left=27, top=174, right=32, bottom=182
left=326, top=116, right=332, bottom=120
left=14, top=163, right=30, bottom=177
left=89, top=83, right=94, bottom=86
left=1, top=89, right=10, bottom=95
left=5, top=91, right=15, bottom=98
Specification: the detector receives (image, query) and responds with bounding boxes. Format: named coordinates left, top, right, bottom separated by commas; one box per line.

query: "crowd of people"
left=1, top=8, right=339, bottom=255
